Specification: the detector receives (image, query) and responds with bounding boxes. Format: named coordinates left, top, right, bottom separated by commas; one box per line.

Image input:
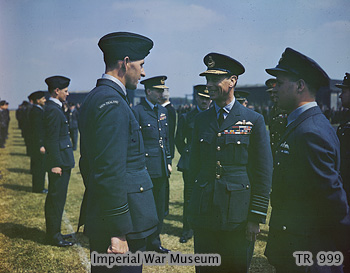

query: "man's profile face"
left=147, top=88, right=164, bottom=105
left=125, top=59, right=145, bottom=90
left=206, top=74, right=232, bottom=102
left=57, top=87, right=69, bottom=102
left=275, top=74, right=298, bottom=113
left=37, top=96, right=46, bottom=107
left=340, top=87, right=350, bottom=109
left=196, top=94, right=211, bottom=111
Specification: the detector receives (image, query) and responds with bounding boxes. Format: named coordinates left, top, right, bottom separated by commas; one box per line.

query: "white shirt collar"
left=49, top=97, right=62, bottom=107
left=101, top=73, right=127, bottom=96
left=34, top=104, right=43, bottom=110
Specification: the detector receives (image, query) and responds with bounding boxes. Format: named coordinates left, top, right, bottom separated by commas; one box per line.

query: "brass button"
left=194, top=179, right=198, bottom=183
left=160, top=137, right=163, bottom=140
left=246, top=184, right=250, bottom=189
left=147, top=124, right=151, bottom=127
left=277, top=162, right=280, bottom=166
left=140, top=187, right=144, bottom=192
left=160, top=145, right=164, bottom=148
left=145, top=153, right=149, bottom=157
left=237, top=141, right=241, bottom=145
left=159, top=128, right=161, bottom=131
left=216, top=174, right=221, bottom=179
left=217, top=161, right=221, bottom=165
left=67, top=145, right=70, bottom=147
left=217, top=133, right=221, bottom=137
left=140, top=126, right=142, bottom=129
left=217, top=146, right=221, bottom=151
left=200, top=138, right=204, bottom=142
left=282, top=226, right=287, bottom=231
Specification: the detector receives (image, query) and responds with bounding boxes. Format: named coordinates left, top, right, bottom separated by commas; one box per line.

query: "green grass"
left=0, top=111, right=275, bottom=272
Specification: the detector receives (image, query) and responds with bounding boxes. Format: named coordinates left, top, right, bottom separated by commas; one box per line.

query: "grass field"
left=0, top=111, right=275, bottom=272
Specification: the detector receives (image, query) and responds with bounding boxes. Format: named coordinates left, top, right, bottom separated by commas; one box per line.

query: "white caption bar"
left=91, top=251, right=221, bottom=268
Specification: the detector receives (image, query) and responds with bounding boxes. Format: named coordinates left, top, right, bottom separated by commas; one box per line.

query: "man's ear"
left=296, top=79, right=306, bottom=93
left=54, top=88, right=60, bottom=96
left=122, top=56, right=130, bottom=70
left=229, top=75, right=238, bottom=88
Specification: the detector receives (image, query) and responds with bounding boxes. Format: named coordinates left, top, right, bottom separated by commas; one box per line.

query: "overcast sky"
left=1, top=0, right=349, bottom=107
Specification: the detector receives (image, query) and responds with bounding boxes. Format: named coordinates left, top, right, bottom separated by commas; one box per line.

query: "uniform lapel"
left=141, top=100, right=157, bottom=120
left=277, top=106, right=321, bottom=147
left=218, top=101, right=241, bottom=131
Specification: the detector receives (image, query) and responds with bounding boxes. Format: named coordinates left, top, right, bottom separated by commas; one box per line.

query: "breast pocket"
left=224, top=135, right=250, bottom=164
left=130, top=119, right=143, bottom=154
left=141, top=123, right=158, bottom=140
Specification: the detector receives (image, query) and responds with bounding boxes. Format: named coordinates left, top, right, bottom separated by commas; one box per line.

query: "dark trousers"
left=31, top=152, right=46, bottom=192
left=90, top=235, right=145, bottom=273
left=45, top=168, right=71, bottom=239
left=69, top=128, right=78, bottom=151
left=182, top=171, right=193, bottom=233
left=194, top=228, right=254, bottom=273
left=146, top=176, right=167, bottom=250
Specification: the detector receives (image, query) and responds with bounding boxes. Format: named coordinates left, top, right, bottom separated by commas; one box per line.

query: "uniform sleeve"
left=44, top=108, right=64, bottom=167
left=301, top=130, right=349, bottom=223
left=93, top=101, right=133, bottom=237
left=164, top=108, right=172, bottom=165
left=175, top=113, right=186, bottom=155
left=189, top=116, right=201, bottom=189
left=32, top=110, right=45, bottom=148
left=247, top=115, right=273, bottom=223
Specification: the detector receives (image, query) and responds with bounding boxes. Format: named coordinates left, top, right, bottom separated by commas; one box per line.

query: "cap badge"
left=208, top=56, right=215, bottom=68
left=161, top=78, right=165, bottom=85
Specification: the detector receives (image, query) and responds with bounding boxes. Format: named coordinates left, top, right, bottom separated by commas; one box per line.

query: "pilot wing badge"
left=224, top=120, right=253, bottom=135
left=280, top=141, right=290, bottom=154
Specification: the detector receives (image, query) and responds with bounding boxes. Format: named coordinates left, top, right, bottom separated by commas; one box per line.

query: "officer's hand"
left=51, top=167, right=62, bottom=176
left=168, top=164, right=172, bottom=173
left=107, top=236, right=129, bottom=254
left=40, top=146, right=46, bottom=154
left=246, top=221, right=260, bottom=241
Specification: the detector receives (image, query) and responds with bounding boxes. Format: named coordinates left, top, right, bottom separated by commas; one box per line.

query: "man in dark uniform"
left=133, top=75, right=172, bottom=254
left=68, top=103, right=79, bottom=151
left=78, top=32, right=158, bottom=273
left=265, top=78, right=287, bottom=154
left=3, top=101, right=10, bottom=139
left=188, top=53, right=273, bottom=273
left=336, top=72, right=350, bottom=273
left=0, top=100, right=7, bottom=148
left=44, top=76, right=75, bottom=247
left=234, top=90, right=249, bottom=107
left=160, top=89, right=176, bottom=217
left=28, top=91, right=48, bottom=193
left=264, top=48, right=350, bottom=273
left=175, top=84, right=211, bottom=244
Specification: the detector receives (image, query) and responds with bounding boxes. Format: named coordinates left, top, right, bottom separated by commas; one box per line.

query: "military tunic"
left=265, top=106, right=350, bottom=272
left=188, top=101, right=272, bottom=272
left=337, top=111, right=350, bottom=205
left=133, top=99, right=171, bottom=249
left=28, top=104, right=46, bottom=192
left=44, top=99, right=75, bottom=239
left=78, top=79, right=158, bottom=245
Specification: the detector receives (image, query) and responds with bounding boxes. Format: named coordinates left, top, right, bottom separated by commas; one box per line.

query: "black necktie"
left=153, top=105, right=158, bottom=116
left=218, top=108, right=224, bottom=126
